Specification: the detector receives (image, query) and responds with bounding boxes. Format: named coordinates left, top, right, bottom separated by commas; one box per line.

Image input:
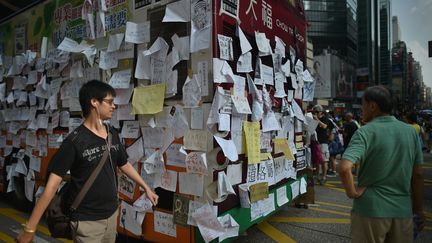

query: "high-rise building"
left=391, top=41, right=408, bottom=112
left=379, top=0, right=392, bottom=85
left=304, top=0, right=358, bottom=66
left=392, top=16, right=401, bottom=46
left=357, top=0, right=392, bottom=88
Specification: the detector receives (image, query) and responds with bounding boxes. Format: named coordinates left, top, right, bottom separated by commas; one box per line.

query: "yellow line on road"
left=0, top=208, right=71, bottom=242
left=316, top=201, right=352, bottom=209
left=326, top=181, right=342, bottom=184
left=308, top=208, right=350, bottom=217
left=324, top=184, right=346, bottom=192
left=257, top=221, right=296, bottom=243
left=269, top=217, right=350, bottom=224
left=0, top=232, right=15, bottom=243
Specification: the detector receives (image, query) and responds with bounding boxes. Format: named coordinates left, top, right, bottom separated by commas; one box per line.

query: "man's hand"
left=16, top=231, right=34, bottom=243
left=145, top=189, right=159, bottom=206
left=348, top=186, right=366, bottom=199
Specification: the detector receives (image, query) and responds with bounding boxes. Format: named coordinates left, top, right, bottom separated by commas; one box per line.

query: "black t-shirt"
left=48, top=125, right=128, bottom=221
left=315, top=117, right=333, bottom=144
left=343, top=121, right=358, bottom=148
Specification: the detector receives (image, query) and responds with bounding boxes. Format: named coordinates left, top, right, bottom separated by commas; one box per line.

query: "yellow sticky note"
left=243, top=121, right=261, bottom=164
left=260, top=153, right=272, bottom=161
left=249, top=182, right=269, bottom=203
left=273, top=138, right=295, bottom=160
left=132, top=84, right=165, bottom=114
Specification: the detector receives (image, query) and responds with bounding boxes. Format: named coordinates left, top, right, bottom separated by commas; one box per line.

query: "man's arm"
left=339, top=159, right=365, bottom=198
left=16, top=173, right=63, bottom=243
left=412, top=164, right=425, bottom=230
left=119, top=162, right=159, bottom=206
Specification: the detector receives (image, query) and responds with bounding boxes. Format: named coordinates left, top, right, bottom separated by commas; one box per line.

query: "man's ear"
left=369, top=101, right=378, bottom=112
left=90, top=98, right=99, bottom=109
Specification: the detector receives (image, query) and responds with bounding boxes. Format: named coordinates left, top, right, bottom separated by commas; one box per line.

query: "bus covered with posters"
left=0, top=0, right=308, bottom=242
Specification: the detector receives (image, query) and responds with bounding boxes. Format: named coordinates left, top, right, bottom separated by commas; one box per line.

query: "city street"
left=236, top=153, right=432, bottom=243
left=0, top=153, right=431, bottom=243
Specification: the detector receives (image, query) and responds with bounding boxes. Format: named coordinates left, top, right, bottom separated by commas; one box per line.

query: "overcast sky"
left=393, top=0, right=432, bottom=88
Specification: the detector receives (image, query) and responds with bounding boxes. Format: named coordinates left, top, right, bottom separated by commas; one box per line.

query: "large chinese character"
left=247, top=164, right=257, bottom=183
left=246, top=0, right=258, bottom=20
left=262, top=0, right=273, bottom=29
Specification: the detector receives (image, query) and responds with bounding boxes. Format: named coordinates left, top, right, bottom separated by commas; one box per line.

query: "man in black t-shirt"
left=17, top=81, right=159, bottom=243
left=313, top=105, right=333, bottom=184
left=342, top=112, right=358, bottom=150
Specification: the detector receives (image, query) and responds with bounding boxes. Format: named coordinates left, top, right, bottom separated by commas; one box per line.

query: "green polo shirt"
left=342, top=116, right=423, bottom=218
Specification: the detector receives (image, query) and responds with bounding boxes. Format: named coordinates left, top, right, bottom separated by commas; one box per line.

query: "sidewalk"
left=236, top=152, right=432, bottom=243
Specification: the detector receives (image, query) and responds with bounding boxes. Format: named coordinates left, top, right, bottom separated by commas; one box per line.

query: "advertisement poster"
left=313, top=55, right=331, bottom=98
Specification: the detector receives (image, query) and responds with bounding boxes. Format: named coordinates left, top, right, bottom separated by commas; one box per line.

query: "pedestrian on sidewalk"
left=404, top=112, right=427, bottom=151
left=339, top=86, right=425, bottom=243
left=16, top=80, right=159, bottom=243
left=312, top=105, right=333, bottom=184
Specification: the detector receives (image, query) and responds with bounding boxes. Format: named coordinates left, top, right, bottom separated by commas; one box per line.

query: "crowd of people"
left=309, top=86, right=425, bottom=243
left=310, top=104, right=430, bottom=183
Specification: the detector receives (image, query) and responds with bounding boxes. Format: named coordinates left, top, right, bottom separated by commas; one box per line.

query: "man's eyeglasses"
left=102, top=99, right=115, bottom=106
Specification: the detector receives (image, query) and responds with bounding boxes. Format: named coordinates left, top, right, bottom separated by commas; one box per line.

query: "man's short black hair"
left=363, top=85, right=393, bottom=114
left=405, top=112, right=417, bottom=123
left=79, top=80, right=116, bottom=118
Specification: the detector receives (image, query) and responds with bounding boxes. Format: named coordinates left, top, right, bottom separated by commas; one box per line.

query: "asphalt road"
left=236, top=153, right=432, bottom=243
left=0, top=153, right=431, bottom=243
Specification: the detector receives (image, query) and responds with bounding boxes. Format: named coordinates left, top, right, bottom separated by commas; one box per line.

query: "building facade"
left=304, top=0, right=358, bottom=66
left=392, top=16, right=401, bottom=46
left=357, top=0, right=392, bottom=88
left=379, top=0, right=392, bottom=85
left=391, top=41, right=407, bottom=112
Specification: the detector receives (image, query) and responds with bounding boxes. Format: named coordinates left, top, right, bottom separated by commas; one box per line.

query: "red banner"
left=213, top=0, right=306, bottom=60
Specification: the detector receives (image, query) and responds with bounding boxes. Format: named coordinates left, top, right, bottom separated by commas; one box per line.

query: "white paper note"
left=218, top=34, right=234, bottom=61
left=300, top=177, right=307, bottom=194
left=227, top=162, right=243, bottom=186
left=107, top=33, right=125, bottom=52
left=154, top=211, right=177, bottom=237
left=276, top=186, right=289, bottom=206
left=162, top=0, right=191, bottom=22
left=218, top=214, right=239, bottom=241
left=192, top=203, right=225, bottom=243
left=125, top=21, right=150, bottom=44
left=157, top=170, right=178, bottom=192
left=121, top=120, right=140, bottom=139
left=214, top=136, right=238, bottom=162
left=120, top=201, right=144, bottom=236
left=179, top=172, right=203, bottom=196
left=126, top=137, right=144, bottom=163
left=109, top=69, right=131, bottom=89
left=291, top=180, right=300, bottom=199
left=165, top=143, right=186, bottom=167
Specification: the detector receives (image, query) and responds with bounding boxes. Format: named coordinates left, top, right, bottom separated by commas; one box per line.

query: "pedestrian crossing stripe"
left=325, top=181, right=342, bottom=184
left=256, top=221, right=296, bottom=243
left=316, top=201, right=352, bottom=209
left=308, top=207, right=351, bottom=217
left=269, top=217, right=350, bottom=224
left=0, top=232, right=15, bottom=243
left=0, top=208, right=71, bottom=242
left=323, top=184, right=346, bottom=192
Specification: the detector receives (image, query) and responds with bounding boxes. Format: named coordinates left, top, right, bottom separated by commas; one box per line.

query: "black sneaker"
left=327, top=171, right=336, bottom=177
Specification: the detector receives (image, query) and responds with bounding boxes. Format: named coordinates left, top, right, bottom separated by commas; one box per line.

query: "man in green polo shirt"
left=339, top=86, right=425, bottom=243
